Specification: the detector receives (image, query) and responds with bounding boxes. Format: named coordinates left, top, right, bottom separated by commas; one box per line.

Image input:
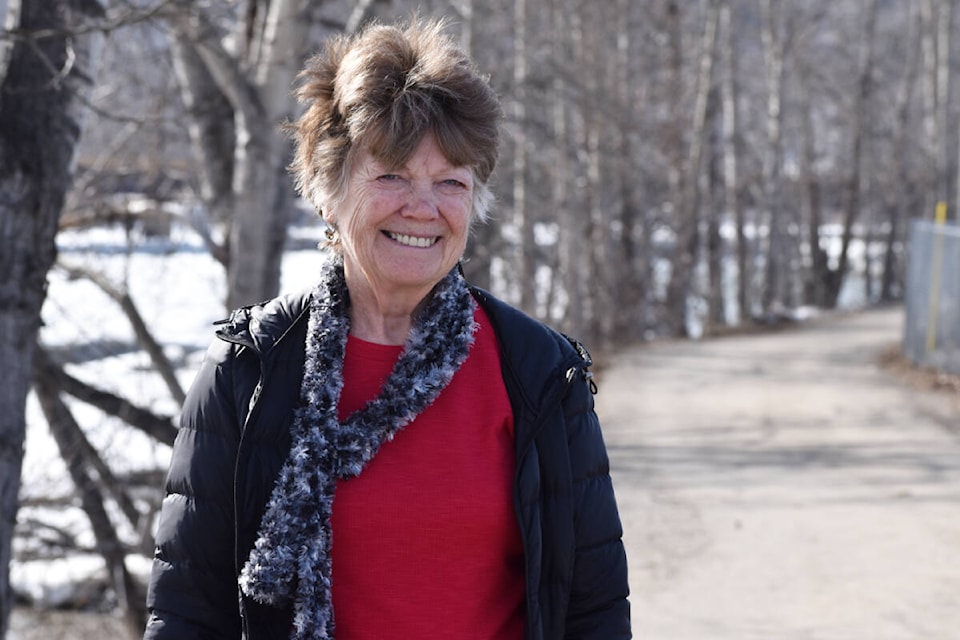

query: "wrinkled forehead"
left=352, top=133, right=474, bottom=179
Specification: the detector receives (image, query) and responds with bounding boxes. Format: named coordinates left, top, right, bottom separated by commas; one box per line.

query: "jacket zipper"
left=218, top=335, right=266, bottom=638
left=508, top=355, right=585, bottom=640
left=217, top=300, right=312, bottom=637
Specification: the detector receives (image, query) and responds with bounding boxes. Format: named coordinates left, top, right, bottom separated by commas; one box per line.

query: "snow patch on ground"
left=17, top=222, right=325, bottom=609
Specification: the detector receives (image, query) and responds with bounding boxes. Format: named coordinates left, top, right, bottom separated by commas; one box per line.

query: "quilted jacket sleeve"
left=563, top=371, right=631, bottom=639
left=143, top=338, right=246, bottom=640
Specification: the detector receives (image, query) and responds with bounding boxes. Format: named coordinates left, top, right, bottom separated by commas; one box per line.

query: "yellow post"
left=925, top=202, right=947, bottom=353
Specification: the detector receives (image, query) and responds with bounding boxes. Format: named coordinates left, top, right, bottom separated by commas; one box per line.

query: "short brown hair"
left=288, top=17, right=502, bottom=223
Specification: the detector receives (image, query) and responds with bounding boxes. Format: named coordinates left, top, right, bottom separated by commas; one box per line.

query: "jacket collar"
left=215, top=289, right=313, bottom=356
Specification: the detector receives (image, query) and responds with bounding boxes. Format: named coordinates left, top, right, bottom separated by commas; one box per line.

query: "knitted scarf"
left=238, top=257, right=477, bottom=639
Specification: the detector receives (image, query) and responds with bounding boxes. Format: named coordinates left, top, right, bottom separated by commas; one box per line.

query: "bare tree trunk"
left=460, top=0, right=496, bottom=291
left=798, top=72, right=830, bottom=308
left=826, top=0, right=878, bottom=308
left=169, top=37, right=235, bottom=265
left=581, top=4, right=613, bottom=343
left=462, top=218, right=496, bottom=290
left=920, top=0, right=940, bottom=217
left=719, top=0, right=748, bottom=322
left=661, top=1, right=684, bottom=334
left=171, top=0, right=312, bottom=310
left=559, top=0, right=591, bottom=338
left=665, top=0, right=719, bottom=336
left=706, top=87, right=726, bottom=330
left=613, top=0, right=646, bottom=342
left=511, top=0, right=536, bottom=312
left=934, top=0, right=953, bottom=208
left=0, top=0, right=103, bottom=632
left=947, top=0, right=960, bottom=222
left=758, top=0, right=787, bottom=315
left=884, top=3, right=923, bottom=300
left=551, top=0, right=580, bottom=334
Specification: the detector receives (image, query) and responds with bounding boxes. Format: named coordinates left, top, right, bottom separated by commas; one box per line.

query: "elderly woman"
left=144, top=17, right=630, bottom=640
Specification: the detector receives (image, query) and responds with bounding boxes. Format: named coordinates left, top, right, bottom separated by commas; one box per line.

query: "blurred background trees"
left=23, top=0, right=960, bottom=342
left=2, top=0, right=959, bottom=636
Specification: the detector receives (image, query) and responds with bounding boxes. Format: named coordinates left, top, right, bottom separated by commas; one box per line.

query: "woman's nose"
left=401, top=183, right=439, bottom=219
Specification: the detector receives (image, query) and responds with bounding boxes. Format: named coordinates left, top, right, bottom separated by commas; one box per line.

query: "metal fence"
left=903, top=219, right=960, bottom=375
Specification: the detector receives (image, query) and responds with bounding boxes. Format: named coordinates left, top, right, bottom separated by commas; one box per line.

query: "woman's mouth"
left=385, top=231, right=439, bottom=248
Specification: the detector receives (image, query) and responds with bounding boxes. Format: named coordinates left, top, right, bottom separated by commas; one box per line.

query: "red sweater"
left=330, top=306, right=526, bottom=639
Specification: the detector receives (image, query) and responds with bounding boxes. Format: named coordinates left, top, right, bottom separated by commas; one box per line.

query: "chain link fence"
left=903, top=219, right=960, bottom=375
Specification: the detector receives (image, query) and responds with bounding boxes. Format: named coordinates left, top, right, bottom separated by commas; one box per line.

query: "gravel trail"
left=598, top=306, right=960, bottom=640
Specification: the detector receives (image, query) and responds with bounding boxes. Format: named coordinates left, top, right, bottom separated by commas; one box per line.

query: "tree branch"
left=55, top=260, right=186, bottom=405
left=167, top=6, right=265, bottom=127
left=33, top=345, right=178, bottom=447
left=32, top=357, right=146, bottom=633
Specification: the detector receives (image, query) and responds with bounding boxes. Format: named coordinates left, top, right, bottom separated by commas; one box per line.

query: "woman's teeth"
left=387, top=232, right=437, bottom=248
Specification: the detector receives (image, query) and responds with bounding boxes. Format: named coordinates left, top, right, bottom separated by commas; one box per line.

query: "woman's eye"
left=378, top=174, right=402, bottom=182
left=441, top=179, right=468, bottom=189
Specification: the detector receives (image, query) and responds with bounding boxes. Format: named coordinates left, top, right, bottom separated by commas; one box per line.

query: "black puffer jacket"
left=143, top=286, right=630, bottom=640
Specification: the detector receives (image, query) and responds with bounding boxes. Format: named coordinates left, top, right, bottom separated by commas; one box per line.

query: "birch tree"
left=167, top=0, right=312, bottom=310
left=581, top=1, right=616, bottom=342
left=551, top=0, right=586, bottom=337
left=510, top=0, right=536, bottom=311
left=664, top=0, right=720, bottom=335
left=719, top=0, right=749, bottom=321
left=758, top=0, right=789, bottom=315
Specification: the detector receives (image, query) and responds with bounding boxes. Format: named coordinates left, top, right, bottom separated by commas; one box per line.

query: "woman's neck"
left=348, top=305, right=413, bottom=345
left=344, top=273, right=429, bottom=345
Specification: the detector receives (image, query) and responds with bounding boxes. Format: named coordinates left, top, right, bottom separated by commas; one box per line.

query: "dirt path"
left=597, top=306, right=960, bottom=640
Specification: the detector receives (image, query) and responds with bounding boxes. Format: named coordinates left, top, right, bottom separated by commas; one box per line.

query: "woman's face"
left=329, top=132, right=474, bottom=306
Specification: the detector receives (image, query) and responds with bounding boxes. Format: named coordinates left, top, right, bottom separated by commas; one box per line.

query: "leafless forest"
left=2, top=0, right=959, bottom=636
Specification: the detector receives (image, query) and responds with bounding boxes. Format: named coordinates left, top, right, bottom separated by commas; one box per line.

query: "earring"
left=325, top=226, right=337, bottom=242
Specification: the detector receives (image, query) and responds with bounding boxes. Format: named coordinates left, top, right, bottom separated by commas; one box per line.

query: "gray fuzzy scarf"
left=238, top=257, right=477, bottom=639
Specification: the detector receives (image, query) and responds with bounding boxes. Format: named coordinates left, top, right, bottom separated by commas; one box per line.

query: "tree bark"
left=0, top=0, right=103, bottom=632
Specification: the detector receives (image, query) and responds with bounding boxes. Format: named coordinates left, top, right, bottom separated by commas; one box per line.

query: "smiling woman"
left=143, top=16, right=630, bottom=640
